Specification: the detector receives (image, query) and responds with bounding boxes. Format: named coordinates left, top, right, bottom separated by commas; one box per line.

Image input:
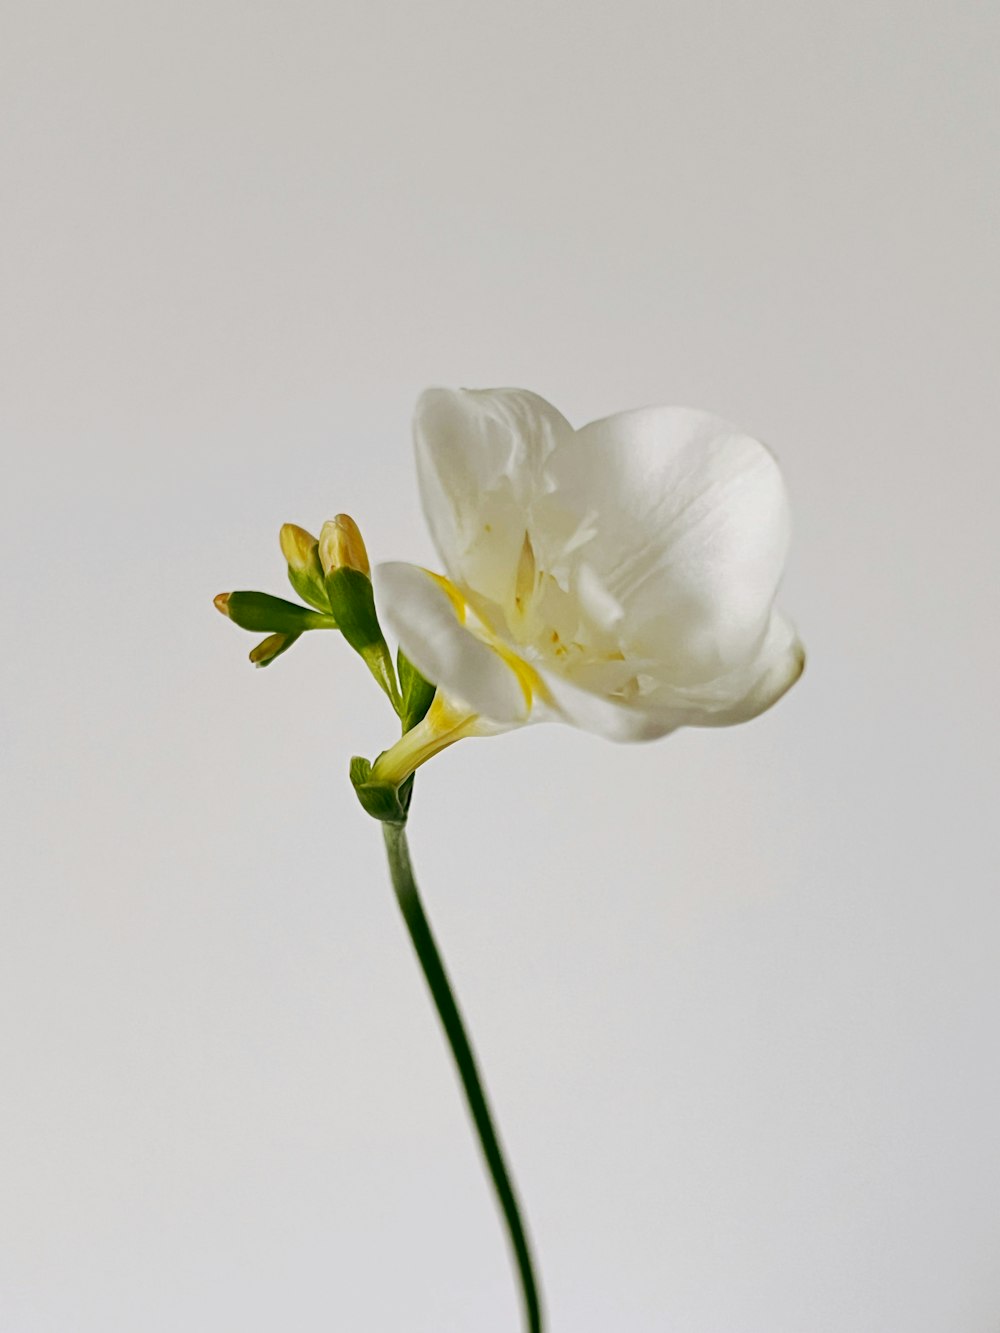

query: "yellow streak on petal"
left=417, top=567, right=546, bottom=714
left=422, top=569, right=468, bottom=623
left=489, top=639, right=544, bottom=709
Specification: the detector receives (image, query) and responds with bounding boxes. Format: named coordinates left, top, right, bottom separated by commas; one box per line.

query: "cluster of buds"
left=215, top=514, right=436, bottom=821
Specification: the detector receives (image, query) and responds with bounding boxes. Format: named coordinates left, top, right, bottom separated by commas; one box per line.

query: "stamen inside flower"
left=513, top=531, right=537, bottom=617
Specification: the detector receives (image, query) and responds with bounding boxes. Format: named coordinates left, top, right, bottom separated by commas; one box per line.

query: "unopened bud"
left=249, top=631, right=301, bottom=668
left=324, top=557, right=400, bottom=710
left=280, top=523, right=318, bottom=570
left=279, top=523, right=331, bottom=612
left=319, top=514, right=371, bottom=579
left=219, top=590, right=335, bottom=633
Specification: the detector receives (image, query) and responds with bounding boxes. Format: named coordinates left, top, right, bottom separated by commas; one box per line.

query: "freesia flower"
left=375, top=388, right=804, bottom=761
left=215, top=385, right=808, bottom=1333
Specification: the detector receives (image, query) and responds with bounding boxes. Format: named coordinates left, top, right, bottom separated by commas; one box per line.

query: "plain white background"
left=2, top=1, right=998, bottom=1329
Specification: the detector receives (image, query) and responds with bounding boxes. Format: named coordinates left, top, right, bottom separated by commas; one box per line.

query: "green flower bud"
left=215, top=590, right=337, bottom=634
left=280, top=524, right=332, bottom=613
left=324, top=568, right=382, bottom=652
left=317, top=514, right=401, bottom=711
left=249, top=631, right=301, bottom=668
left=326, top=567, right=401, bottom=707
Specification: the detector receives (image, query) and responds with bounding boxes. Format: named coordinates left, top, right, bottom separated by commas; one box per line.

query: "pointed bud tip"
left=214, top=592, right=232, bottom=616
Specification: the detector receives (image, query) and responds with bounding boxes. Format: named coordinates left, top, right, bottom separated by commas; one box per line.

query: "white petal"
left=413, top=387, right=574, bottom=609
left=534, top=668, right=684, bottom=742
left=375, top=562, right=533, bottom=726
left=546, top=406, right=792, bottom=685
left=686, top=611, right=806, bottom=727
left=537, top=612, right=804, bottom=741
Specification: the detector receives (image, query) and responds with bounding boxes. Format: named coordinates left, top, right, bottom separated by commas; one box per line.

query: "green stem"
left=381, top=822, right=543, bottom=1333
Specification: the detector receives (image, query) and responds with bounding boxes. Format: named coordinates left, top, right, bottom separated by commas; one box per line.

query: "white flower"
left=376, top=387, right=804, bottom=752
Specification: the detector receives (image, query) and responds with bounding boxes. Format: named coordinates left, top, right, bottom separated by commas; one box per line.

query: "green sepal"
left=349, top=754, right=408, bottom=824
left=398, top=651, right=436, bottom=732
left=226, top=591, right=337, bottom=634
left=324, top=568, right=382, bottom=652
left=326, top=568, right=400, bottom=708
left=287, top=563, right=333, bottom=614
left=250, top=630, right=302, bottom=667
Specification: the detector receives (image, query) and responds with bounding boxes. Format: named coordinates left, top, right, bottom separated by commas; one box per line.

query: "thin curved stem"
left=381, top=822, right=543, bottom=1333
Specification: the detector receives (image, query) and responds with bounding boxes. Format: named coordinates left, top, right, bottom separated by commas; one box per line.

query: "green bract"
left=398, top=651, right=436, bottom=732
